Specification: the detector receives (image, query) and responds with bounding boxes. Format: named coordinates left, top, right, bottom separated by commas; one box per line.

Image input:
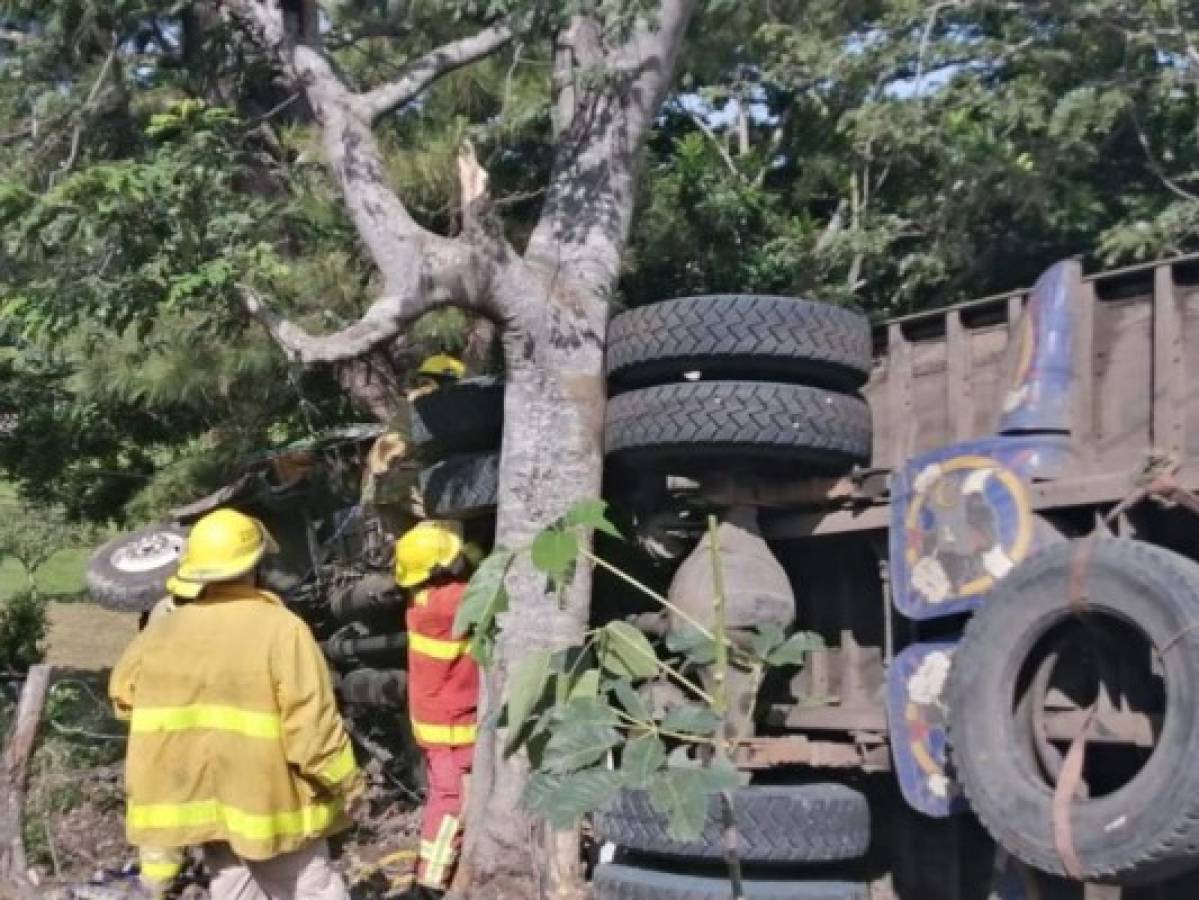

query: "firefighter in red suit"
left=395, top=520, right=477, bottom=896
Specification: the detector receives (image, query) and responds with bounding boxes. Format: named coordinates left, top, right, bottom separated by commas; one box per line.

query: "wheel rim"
left=1011, top=613, right=1166, bottom=800
left=110, top=531, right=185, bottom=574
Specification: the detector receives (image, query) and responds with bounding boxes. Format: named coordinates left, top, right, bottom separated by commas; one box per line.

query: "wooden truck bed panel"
left=864, top=256, right=1199, bottom=490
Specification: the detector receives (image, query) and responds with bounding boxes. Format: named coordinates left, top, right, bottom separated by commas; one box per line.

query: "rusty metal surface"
left=770, top=633, right=890, bottom=733
left=733, top=735, right=890, bottom=772
left=864, top=254, right=1199, bottom=485
left=1041, top=708, right=1156, bottom=748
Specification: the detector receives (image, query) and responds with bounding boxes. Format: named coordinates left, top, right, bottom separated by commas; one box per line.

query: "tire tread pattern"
left=949, top=538, right=1199, bottom=884
left=606, top=295, right=871, bottom=391
left=595, top=785, right=870, bottom=864
left=409, top=376, right=504, bottom=457
left=604, top=381, right=872, bottom=470
left=418, top=452, right=499, bottom=519
left=592, top=864, right=869, bottom=900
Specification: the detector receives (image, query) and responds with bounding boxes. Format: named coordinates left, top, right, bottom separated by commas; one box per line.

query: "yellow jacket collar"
left=195, top=583, right=284, bottom=605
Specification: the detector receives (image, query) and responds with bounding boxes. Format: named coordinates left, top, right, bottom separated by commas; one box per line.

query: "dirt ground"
left=44, top=602, right=138, bottom=669
left=27, top=604, right=423, bottom=897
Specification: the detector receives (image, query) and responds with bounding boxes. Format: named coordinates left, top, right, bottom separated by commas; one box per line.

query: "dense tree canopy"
left=2, top=0, right=1199, bottom=520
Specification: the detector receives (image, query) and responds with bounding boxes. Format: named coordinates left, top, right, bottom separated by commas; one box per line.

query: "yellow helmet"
left=395, top=520, right=464, bottom=588
left=417, top=354, right=466, bottom=382
left=166, top=509, right=276, bottom=600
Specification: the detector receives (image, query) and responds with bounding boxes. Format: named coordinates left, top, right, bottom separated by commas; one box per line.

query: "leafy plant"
left=0, top=590, right=47, bottom=671
left=455, top=500, right=823, bottom=846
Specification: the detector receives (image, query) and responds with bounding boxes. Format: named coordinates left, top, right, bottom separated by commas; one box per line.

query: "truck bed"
left=866, top=254, right=1199, bottom=504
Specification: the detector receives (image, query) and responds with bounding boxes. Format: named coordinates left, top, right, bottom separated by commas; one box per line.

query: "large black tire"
left=409, top=376, right=504, bottom=457
left=948, top=538, right=1199, bottom=885
left=595, top=785, right=870, bottom=864
left=605, top=382, right=872, bottom=473
left=418, top=452, right=499, bottom=519
left=592, top=865, right=869, bottom=900
left=86, top=524, right=189, bottom=613
left=606, top=296, right=871, bottom=392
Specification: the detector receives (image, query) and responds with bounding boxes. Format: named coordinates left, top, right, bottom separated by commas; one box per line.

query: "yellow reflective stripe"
left=414, top=589, right=430, bottom=608
left=409, top=631, right=469, bottom=660
left=411, top=720, right=476, bottom=745
left=128, top=798, right=338, bottom=841
left=421, top=815, right=460, bottom=887
left=140, top=861, right=181, bottom=883
left=131, top=704, right=281, bottom=739
left=320, top=744, right=358, bottom=785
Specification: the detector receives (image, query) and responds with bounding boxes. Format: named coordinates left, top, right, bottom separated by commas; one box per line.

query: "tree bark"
left=0, top=665, right=51, bottom=888
left=221, top=4, right=697, bottom=895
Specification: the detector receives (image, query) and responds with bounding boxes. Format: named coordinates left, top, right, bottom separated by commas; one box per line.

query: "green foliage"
left=454, top=499, right=823, bottom=840
left=454, top=549, right=514, bottom=665
left=598, top=621, right=660, bottom=680
left=530, top=530, right=579, bottom=590
left=625, top=0, right=1199, bottom=314
left=0, top=502, right=104, bottom=596
left=0, top=590, right=47, bottom=671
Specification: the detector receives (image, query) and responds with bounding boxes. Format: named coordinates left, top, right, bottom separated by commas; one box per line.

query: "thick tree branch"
left=223, top=1, right=520, bottom=364
left=240, top=232, right=503, bottom=364
left=362, top=22, right=515, bottom=121
left=526, top=0, right=699, bottom=291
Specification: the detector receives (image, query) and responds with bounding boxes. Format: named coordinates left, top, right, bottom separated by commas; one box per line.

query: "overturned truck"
left=594, top=255, right=1199, bottom=899
left=91, top=255, right=1199, bottom=898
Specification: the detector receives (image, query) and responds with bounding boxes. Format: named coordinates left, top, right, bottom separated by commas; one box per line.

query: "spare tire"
left=409, top=376, right=504, bottom=457
left=592, top=865, right=869, bottom=900
left=418, top=452, right=499, bottom=520
left=605, top=382, right=871, bottom=473
left=86, top=524, right=188, bottom=612
left=606, top=295, right=871, bottom=393
left=595, top=784, right=870, bottom=864
left=948, top=538, right=1199, bottom=885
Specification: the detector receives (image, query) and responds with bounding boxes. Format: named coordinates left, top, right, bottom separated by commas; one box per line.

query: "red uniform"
left=406, top=578, right=478, bottom=891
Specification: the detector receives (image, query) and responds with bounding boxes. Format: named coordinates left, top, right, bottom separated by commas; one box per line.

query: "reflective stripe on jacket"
left=110, top=584, right=363, bottom=861
left=406, top=579, right=479, bottom=748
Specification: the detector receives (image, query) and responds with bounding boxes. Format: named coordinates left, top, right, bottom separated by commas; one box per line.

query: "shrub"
left=0, top=590, right=47, bottom=672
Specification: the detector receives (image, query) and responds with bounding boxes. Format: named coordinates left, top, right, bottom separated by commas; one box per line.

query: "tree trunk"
left=458, top=268, right=607, bottom=899
left=0, top=665, right=51, bottom=888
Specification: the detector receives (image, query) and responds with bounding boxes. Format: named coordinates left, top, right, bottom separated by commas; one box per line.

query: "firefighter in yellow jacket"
left=110, top=509, right=363, bottom=899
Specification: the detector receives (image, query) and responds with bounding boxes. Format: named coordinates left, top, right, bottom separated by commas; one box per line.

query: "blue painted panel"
left=889, top=437, right=1069, bottom=620
left=886, top=642, right=967, bottom=817
left=999, top=261, right=1076, bottom=436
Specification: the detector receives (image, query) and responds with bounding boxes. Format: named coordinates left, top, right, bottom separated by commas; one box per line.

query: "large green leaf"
left=665, top=626, right=716, bottom=665
left=750, top=622, right=786, bottom=660
left=621, top=734, right=666, bottom=789
left=552, top=696, right=621, bottom=728
left=600, top=621, right=660, bottom=680
left=660, top=703, right=722, bottom=737
left=531, top=528, right=579, bottom=587
left=563, top=498, right=623, bottom=539
left=648, top=763, right=741, bottom=841
left=522, top=768, right=626, bottom=829
left=453, top=549, right=514, bottom=641
left=504, top=649, right=553, bottom=753
left=543, top=721, right=622, bottom=773
left=610, top=678, right=652, bottom=722
left=566, top=667, right=601, bottom=701
left=768, top=631, right=826, bottom=667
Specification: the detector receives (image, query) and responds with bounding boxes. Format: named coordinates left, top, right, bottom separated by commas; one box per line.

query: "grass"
left=0, top=551, right=91, bottom=601
left=0, top=480, right=92, bottom=600
left=0, top=479, right=134, bottom=667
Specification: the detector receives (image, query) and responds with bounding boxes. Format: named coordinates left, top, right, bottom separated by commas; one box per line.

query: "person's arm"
left=109, top=631, right=147, bottom=721
left=272, top=617, right=364, bottom=799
